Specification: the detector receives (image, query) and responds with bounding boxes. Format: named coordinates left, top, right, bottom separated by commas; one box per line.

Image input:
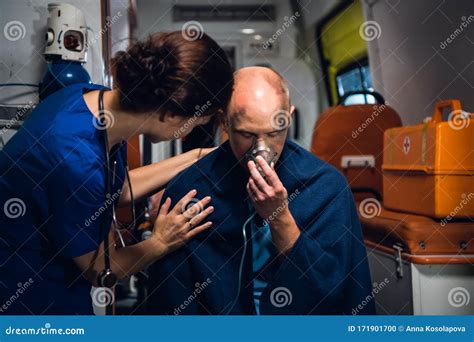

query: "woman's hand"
left=150, top=189, right=214, bottom=255
left=75, top=189, right=213, bottom=285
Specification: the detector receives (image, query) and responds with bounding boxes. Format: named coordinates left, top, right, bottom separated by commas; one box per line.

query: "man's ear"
left=222, top=117, right=231, bottom=133
left=289, top=105, right=296, bottom=118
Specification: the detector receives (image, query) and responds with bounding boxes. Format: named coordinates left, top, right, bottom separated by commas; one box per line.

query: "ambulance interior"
left=0, top=0, right=473, bottom=315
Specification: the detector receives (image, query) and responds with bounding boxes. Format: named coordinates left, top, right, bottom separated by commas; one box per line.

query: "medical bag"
left=311, top=91, right=402, bottom=200
left=382, top=99, right=474, bottom=218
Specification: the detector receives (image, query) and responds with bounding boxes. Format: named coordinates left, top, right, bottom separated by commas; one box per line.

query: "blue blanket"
left=147, top=140, right=374, bottom=315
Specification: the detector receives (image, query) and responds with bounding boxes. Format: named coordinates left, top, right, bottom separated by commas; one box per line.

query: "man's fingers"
left=256, top=156, right=279, bottom=187
left=247, top=160, right=272, bottom=193
left=246, top=183, right=256, bottom=201
left=172, top=189, right=198, bottom=214
left=248, top=178, right=265, bottom=201
left=185, top=221, right=213, bottom=240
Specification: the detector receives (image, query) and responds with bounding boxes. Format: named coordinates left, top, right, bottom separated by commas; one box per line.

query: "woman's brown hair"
left=112, top=31, right=233, bottom=118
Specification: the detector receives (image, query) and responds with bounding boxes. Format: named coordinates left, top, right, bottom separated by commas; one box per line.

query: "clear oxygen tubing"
left=225, top=210, right=256, bottom=315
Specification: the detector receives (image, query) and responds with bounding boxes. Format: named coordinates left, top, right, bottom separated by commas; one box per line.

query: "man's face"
left=224, top=83, right=294, bottom=167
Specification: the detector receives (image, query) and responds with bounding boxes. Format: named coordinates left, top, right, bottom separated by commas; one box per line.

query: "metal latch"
left=341, top=155, right=375, bottom=169
left=393, top=244, right=404, bottom=279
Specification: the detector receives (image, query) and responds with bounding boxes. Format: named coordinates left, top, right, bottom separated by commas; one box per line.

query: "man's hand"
left=246, top=155, right=288, bottom=220
left=246, top=156, right=300, bottom=252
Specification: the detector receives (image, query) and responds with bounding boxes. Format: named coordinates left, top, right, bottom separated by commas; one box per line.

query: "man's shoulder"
left=165, top=144, right=226, bottom=197
left=282, top=140, right=348, bottom=192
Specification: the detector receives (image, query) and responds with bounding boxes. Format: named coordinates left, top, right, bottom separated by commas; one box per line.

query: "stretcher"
left=359, top=203, right=474, bottom=315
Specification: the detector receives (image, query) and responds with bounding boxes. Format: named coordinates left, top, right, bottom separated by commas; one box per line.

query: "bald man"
left=147, top=67, right=374, bottom=315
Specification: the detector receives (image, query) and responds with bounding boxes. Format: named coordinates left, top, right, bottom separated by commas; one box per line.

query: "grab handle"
left=432, top=99, right=462, bottom=123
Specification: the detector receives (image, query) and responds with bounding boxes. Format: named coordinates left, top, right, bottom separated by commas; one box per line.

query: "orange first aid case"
left=382, top=100, right=474, bottom=218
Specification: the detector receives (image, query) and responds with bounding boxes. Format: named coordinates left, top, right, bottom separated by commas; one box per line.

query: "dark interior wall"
left=363, top=0, right=474, bottom=124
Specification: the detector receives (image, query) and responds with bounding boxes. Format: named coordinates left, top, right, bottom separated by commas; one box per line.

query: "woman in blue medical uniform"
left=0, top=31, right=233, bottom=314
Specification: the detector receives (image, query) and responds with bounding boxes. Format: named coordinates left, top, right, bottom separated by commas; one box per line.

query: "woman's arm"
left=74, top=231, right=166, bottom=287
left=74, top=190, right=214, bottom=286
left=118, top=148, right=214, bottom=206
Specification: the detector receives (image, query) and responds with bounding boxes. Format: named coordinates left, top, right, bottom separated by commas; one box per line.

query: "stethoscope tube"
left=96, top=88, right=135, bottom=315
left=99, top=89, right=112, bottom=273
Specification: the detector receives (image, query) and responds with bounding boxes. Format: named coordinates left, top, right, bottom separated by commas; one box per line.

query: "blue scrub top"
left=0, top=84, right=126, bottom=315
